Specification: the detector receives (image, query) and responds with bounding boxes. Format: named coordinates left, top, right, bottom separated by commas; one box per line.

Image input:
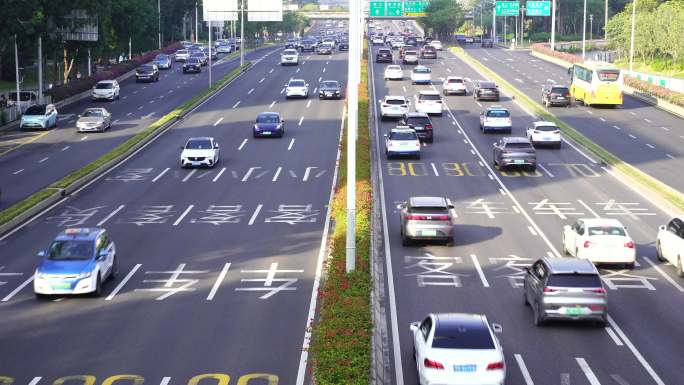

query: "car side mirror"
left=409, top=321, right=420, bottom=332
left=492, top=323, right=503, bottom=334
left=98, top=250, right=109, bottom=259
left=523, top=266, right=530, bottom=273
left=180, top=146, right=185, bottom=150
left=448, top=204, right=455, bottom=209
left=37, top=251, right=46, bottom=258
left=659, top=225, right=666, bottom=231
left=563, top=225, right=571, bottom=231
left=281, top=119, right=285, bottom=123
left=214, top=144, right=219, bottom=149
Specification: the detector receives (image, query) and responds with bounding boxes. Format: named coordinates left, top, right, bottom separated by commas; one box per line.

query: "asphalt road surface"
left=0, top=22, right=347, bottom=385
left=464, top=44, right=684, bottom=193
left=0, top=44, right=276, bottom=210
left=373, top=20, right=683, bottom=385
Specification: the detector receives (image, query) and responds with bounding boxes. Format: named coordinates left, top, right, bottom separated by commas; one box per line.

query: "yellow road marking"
left=0, top=130, right=51, bottom=158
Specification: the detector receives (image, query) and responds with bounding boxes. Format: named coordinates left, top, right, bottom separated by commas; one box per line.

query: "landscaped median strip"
left=310, top=44, right=372, bottom=384
left=0, top=62, right=252, bottom=232
left=449, top=46, right=684, bottom=213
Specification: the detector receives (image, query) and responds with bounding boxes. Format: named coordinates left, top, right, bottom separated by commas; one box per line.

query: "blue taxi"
left=34, top=228, right=117, bottom=298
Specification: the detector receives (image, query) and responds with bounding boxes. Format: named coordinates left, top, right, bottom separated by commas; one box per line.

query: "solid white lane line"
left=213, top=117, right=224, bottom=126
left=232, top=100, right=241, bottom=108
left=537, top=163, right=554, bottom=177
left=608, top=314, right=666, bottom=385
left=248, top=204, right=263, bottom=225
left=238, top=138, right=248, bottom=150
left=318, top=76, right=322, bottom=82
left=242, top=167, right=260, bottom=182
left=470, top=254, right=490, bottom=287
left=97, top=205, right=125, bottom=226
left=80, top=136, right=88, bottom=141
left=645, top=143, right=655, bottom=149
left=38, top=157, right=48, bottom=163
left=152, top=167, right=170, bottom=182
left=272, top=166, right=282, bottom=182
left=514, top=354, right=535, bottom=385
left=630, top=111, right=636, bottom=115
left=288, top=138, right=295, bottom=150
left=642, top=256, right=684, bottom=292
left=605, top=326, right=624, bottom=346
left=61, top=146, right=70, bottom=151
left=527, top=226, right=538, bottom=236
left=600, top=117, right=606, bottom=122
left=298, top=116, right=304, bottom=126
left=206, top=263, right=231, bottom=300
left=576, top=358, right=602, bottom=385
left=499, top=188, right=506, bottom=196
left=577, top=199, right=601, bottom=218
left=644, top=118, right=652, bottom=123
left=586, top=110, right=594, bottom=115
left=666, top=153, right=675, bottom=159
left=661, top=126, right=669, bottom=131
left=322, top=67, right=326, bottom=72
left=182, top=169, right=196, bottom=182
left=127, top=112, right=133, bottom=116
left=173, top=205, right=194, bottom=226
left=248, top=88, right=254, bottom=95
left=213, top=167, right=226, bottom=182
left=269, top=68, right=274, bottom=73
left=105, top=264, right=141, bottom=300
left=270, top=100, right=276, bottom=108
left=431, top=163, right=440, bottom=176
left=1, top=276, right=33, bottom=301
left=313, top=87, right=318, bottom=93
left=12, top=169, right=24, bottom=175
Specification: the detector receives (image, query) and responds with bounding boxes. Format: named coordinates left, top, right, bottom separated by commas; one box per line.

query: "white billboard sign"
left=203, top=0, right=238, bottom=21
left=248, top=0, right=283, bottom=21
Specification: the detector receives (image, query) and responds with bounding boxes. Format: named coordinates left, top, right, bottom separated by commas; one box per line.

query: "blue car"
left=20, top=104, right=58, bottom=130
left=153, top=53, right=172, bottom=69
left=253, top=112, right=285, bottom=138
left=34, top=228, right=117, bottom=298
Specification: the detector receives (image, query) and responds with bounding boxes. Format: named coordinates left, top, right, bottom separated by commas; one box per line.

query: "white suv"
left=657, top=216, right=684, bottom=277
left=91, top=80, right=120, bottom=101
left=384, top=65, right=404, bottom=80
left=380, top=96, right=410, bottom=120
left=410, top=66, right=432, bottom=85
left=414, top=91, right=443, bottom=116
left=442, top=76, right=467, bottom=95
left=526, top=121, right=561, bottom=148
left=281, top=49, right=299, bottom=66
left=285, top=79, right=309, bottom=98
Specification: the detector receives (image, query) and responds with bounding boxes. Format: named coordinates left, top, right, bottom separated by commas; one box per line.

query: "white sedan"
left=180, top=137, right=220, bottom=168
left=384, top=65, right=404, bottom=80
left=380, top=95, right=410, bottom=120
left=430, top=40, right=444, bottom=50
left=442, top=76, right=467, bottom=96
left=285, top=79, right=309, bottom=98
left=563, top=218, right=636, bottom=268
left=385, top=127, right=420, bottom=159
left=410, top=313, right=505, bottom=385
left=410, top=65, right=432, bottom=85
left=656, top=216, right=684, bottom=277
left=526, top=121, right=561, bottom=148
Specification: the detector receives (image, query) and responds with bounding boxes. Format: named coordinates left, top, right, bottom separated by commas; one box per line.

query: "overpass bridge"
left=300, top=11, right=421, bottom=20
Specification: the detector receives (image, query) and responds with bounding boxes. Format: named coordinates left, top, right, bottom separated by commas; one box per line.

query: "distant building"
left=319, top=0, right=350, bottom=9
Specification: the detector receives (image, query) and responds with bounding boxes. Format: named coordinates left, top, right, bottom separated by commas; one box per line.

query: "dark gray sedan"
left=493, top=137, right=537, bottom=171
left=318, top=80, right=342, bottom=99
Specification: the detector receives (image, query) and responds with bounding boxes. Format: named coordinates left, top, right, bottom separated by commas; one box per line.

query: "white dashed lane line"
left=269, top=100, right=276, bottom=108
left=628, top=134, right=637, bottom=139
left=232, top=100, right=241, bottom=108
left=61, top=146, right=70, bottom=151
left=12, top=169, right=24, bottom=175
left=238, top=138, right=248, bottom=150
left=298, top=116, right=304, bottom=126
left=213, top=117, right=224, bottom=126
left=248, top=88, right=254, bottom=95
left=80, top=136, right=88, bottom=141
left=259, top=77, right=265, bottom=83
left=645, top=143, right=655, bottom=149
left=288, top=138, right=295, bottom=151
left=38, top=157, right=48, bottom=163
left=666, top=153, right=675, bottom=159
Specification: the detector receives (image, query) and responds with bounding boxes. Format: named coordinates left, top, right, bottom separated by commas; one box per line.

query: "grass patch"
left=310, top=43, right=372, bottom=385
left=451, top=46, right=684, bottom=212
left=0, top=62, right=251, bottom=227
left=615, top=58, right=684, bottom=80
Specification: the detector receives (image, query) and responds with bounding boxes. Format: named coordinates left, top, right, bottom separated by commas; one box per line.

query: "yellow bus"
left=569, top=61, right=623, bottom=106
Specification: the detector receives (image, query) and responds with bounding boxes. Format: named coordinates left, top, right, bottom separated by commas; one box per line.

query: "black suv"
left=135, top=64, right=159, bottom=83
left=421, top=45, right=437, bottom=59
left=481, top=39, right=494, bottom=48
left=401, top=112, right=434, bottom=142
left=339, top=40, right=349, bottom=51
left=376, top=48, right=393, bottom=63
left=474, top=81, right=500, bottom=101
left=541, top=85, right=571, bottom=107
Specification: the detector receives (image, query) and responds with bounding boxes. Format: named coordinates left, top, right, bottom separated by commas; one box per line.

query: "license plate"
left=514, top=159, right=524, bottom=164
left=557, top=97, right=565, bottom=100
left=52, top=282, right=71, bottom=290
left=421, top=230, right=437, bottom=237
left=565, top=307, right=589, bottom=316
left=454, top=364, right=476, bottom=372
left=192, top=162, right=201, bottom=166
left=262, top=131, right=272, bottom=135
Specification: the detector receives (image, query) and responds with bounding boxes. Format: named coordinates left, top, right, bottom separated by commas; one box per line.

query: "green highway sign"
left=368, top=0, right=430, bottom=17
left=526, top=1, right=551, bottom=16
left=495, top=1, right=519, bottom=17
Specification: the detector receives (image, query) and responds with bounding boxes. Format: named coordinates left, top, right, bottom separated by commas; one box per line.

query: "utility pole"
left=208, top=21, right=212, bottom=86
left=38, top=35, right=43, bottom=104
left=605, top=0, right=609, bottom=39
left=551, top=0, right=556, bottom=50
left=589, top=14, right=593, bottom=41
left=129, top=36, right=132, bottom=59
left=158, top=0, right=162, bottom=49
left=195, top=1, right=199, bottom=43
left=240, top=0, right=245, bottom=67
left=582, top=0, right=587, bottom=59
left=346, top=0, right=359, bottom=273
left=493, top=6, right=496, bottom=42
left=520, top=6, right=525, bottom=46
left=629, top=0, right=637, bottom=73
left=15, top=35, right=20, bottom=115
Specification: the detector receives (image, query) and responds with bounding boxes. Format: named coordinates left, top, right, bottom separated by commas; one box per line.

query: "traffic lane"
left=0, top=47, right=280, bottom=210
left=435, top=51, right=683, bottom=385
left=370, top=53, right=661, bottom=385
left=464, top=46, right=684, bottom=192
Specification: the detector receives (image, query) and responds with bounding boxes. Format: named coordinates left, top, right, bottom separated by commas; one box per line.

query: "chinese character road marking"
left=235, top=262, right=303, bottom=299
left=529, top=199, right=582, bottom=219
left=135, top=263, right=209, bottom=300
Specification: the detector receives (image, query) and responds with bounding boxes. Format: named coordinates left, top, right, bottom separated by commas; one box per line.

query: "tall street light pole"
left=158, top=0, right=162, bottom=49
left=551, top=0, right=556, bottom=50
left=605, top=0, right=609, bottom=39
left=581, top=0, right=587, bottom=59
left=629, top=0, right=637, bottom=73
left=346, top=0, right=359, bottom=272
left=240, top=0, right=245, bottom=68
left=589, top=14, right=593, bottom=41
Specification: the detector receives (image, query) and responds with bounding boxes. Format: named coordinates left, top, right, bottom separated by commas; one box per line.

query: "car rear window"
left=480, top=82, right=496, bottom=88
left=187, top=58, right=200, bottom=64
left=534, top=125, right=559, bottom=132
left=410, top=207, right=448, bottom=214
left=139, top=65, right=154, bottom=71
left=448, top=78, right=464, bottom=83
left=432, top=324, right=495, bottom=349
left=547, top=273, right=602, bottom=288
left=597, top=70, right=620, bottom=82
left=487, top=110, right=509, bottom=118
left=386, top=99, right=406, bottom=105
left=414, top=67, right=430, bottom=73
left=551, top=87, right=569, bottom=94
left=283, top=50, right=297, bottom=55
left=25, top=105, right=46, bottom=115
left=588, top=226, right=626, bottom=236
left=419, top=94, right=441, bottom=101
left=406, top=51, right=417, bottom=55
left=95, top=83, right=113, bottom=89
left=289, top=80, right=305, bottom=87
left=505, top=142, right=533, bottom=149
left=406, top=117, right=430, bottom=126
left=389, top=131, right=417, bottom=140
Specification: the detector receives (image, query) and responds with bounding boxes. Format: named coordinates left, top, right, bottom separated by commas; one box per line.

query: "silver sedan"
left=77, top=108, right=112, bottom=132
left=399, top=196, right=456, bottom=245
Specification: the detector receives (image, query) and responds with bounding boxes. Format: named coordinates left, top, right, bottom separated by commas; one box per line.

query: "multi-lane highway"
left=373, top=21, right=683, bottom=385
left=464, top=45, right=684, bottom=193
left=0, top=22, right=346, bottom=384
left=0, top=45, right=276, bottom=209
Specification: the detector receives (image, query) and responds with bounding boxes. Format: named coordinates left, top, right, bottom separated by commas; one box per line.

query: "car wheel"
left=92, top=274, right=102, bottom=297
left=523, top=286, right=530, bottom=306
left=529, top=165, right=537, bottom=172
left=625, top=262, right=635, bottom=269
left=110, top=257, right=118, bottom=279
left=656, top=241, right=665, bottom=262
left=563, top=236, right=570, bottom=255
left=595, top=316, right=607, bottom=327
left=401, top=233, right=412, bottom=246
left=533, top=302, right=545, bottom=326
left=677, top=257, right=684, bottom=278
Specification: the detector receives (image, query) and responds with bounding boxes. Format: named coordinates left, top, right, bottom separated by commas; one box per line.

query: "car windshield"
left=410, top=206, right=448, bottom=214
left=186, top=139, right=212, bottom=149
left=505, top=142, right=532, bottom=149
left=387, top=66, right=401, bottom=71
left=322, top=81, right=338, bottom=88
left=82, top=110, right=103, bottom=117
left=187, top=58, right=200, bottom=64
left=154, top=54, right=167, bottom=60
left=289, top=80, right=305, bottom=87
left=448, top=78, right=464, bottom=83
left=406, top=117, right=430, bottom=126
left=283, top=50, right=297, bottom=55
left=406, top=51, right=417, bottom=55
left=389, top=131, right=417, bottom=140
left=47, top=240, right=93, bottom=261
left=257, top=114, right=280, bottom=124
left=95, top=83, right=113, bottom=89
left=547, top=273, right=602, bottom=288
left=487, top=110, right=509, bottom=118
left=414, top=68, right=430, bottom=73
left=597, top=69, right=620, bottom=82
left=25, top=105, right=46, bottom=115
left=432, top=324, right=495, bottom=349
left=535, top=125, right=559, bottom=132
left=140, top=65, right=154, bottom=71
left=386, top=99, right=406, bottom=105
left=588, top=226, right=626, bottom=236
left=480, top=82, right=496, bottom=88
left=419, top=94, right=440, bottom=101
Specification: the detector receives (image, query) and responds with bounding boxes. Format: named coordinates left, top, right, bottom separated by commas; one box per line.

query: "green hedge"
left=310, top=44, right=372, bottom=384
